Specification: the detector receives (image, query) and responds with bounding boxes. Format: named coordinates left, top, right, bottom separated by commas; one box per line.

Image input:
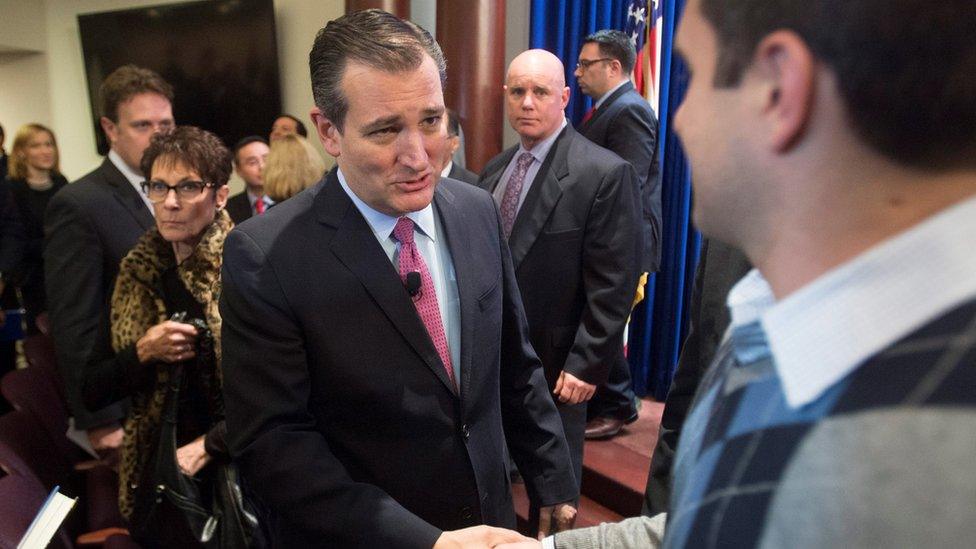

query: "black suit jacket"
left=448, top=162, right=479, bottom=186
left=579, top=81, right=662, bottom=273
left=220, top=171, right=577, bottom=547
left=643, top=238, right=751, bottom=515
left=44, top=158, right=154, bottom=429
left=224, top=191, right=253, bottom=225
left=478, top=126, right=642, bottom=387
left=0, top=181, right=25, bottom=276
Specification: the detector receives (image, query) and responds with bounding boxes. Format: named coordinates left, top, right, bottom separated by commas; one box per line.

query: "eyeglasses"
left=141, top=180, right=216, bottom=203
left=575, top=58, right=613, bottom=70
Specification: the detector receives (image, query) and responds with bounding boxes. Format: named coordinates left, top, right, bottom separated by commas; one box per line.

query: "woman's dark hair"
left=141, top=126, right=232, bottom=186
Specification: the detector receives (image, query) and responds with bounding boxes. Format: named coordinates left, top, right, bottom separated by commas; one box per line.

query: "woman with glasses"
left=83, top=126, right=242, bottom=547
left=2, top=123, right=67, bottom=334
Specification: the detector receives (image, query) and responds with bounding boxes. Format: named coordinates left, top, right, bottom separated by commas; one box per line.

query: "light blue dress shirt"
left=492, top=118, right=568, bottom=213
left=337, top=169, right=462, bottom=383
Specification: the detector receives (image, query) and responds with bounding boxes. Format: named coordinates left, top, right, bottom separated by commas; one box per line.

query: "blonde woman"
left=262, top=134, right=325, bottom=202
left=4, top=123, right=67, bottom=333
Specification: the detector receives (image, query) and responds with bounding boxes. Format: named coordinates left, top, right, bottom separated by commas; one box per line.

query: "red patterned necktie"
left=392, top=217, right=456, bottom=389
left=581, top=106, right=596, bottom=124
left=499, top=152, right=535, bottom=239
left=254, top=198, right=265, bottom=215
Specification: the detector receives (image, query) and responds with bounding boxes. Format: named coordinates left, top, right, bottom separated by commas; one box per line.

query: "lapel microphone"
left=405, top=271, right=422, bottom=297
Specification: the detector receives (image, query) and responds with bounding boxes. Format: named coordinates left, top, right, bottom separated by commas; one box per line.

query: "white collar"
left=440, top=161, right=454, bottom=178
left=337, top=168, right=437, bottom=243
left=517, top=118, right=567, bottom=165
left=593, top=79, right=630, bottom=110
left=108, top=149, right=154, bottom=214
left=246, top=189, right=272, bottom=207
left=108, top=149, right=144, bottom=186
left=727, top=194, right=976, bottom=408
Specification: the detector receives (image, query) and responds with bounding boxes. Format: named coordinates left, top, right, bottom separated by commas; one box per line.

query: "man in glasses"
left=574, top=29, right=662, bottom=440
left=45, top=65, right=175, bottom=458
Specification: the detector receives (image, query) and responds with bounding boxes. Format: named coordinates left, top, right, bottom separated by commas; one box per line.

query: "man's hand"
left=538, top=503, right=577, bottom=539
left=136, top=320, right=198, bottom=364
left=87, top=424, right=124, bottom=467
left=87, top=424, right=124, bottom=451
left=496, top=543, right=542, bottom=549
left=553, top=371, right=596, bottom=405
left=433, top=525, right=532, bottom=548
left=176, top=436, right=211, bottom=476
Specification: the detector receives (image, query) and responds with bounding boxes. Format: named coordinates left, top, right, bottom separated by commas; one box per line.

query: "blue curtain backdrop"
left=529, top=0, right=628, bottom=123
left=529, top=0, right=699, bottom=400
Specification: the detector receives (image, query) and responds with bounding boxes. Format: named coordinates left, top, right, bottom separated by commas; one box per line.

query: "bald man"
left=478, top=50, right=642, bottom=502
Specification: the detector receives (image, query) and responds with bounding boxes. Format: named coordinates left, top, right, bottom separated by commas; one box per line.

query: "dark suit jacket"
left=225, top=191, right=253, bottom=225
left=478, top=126, right=642, bottom=387
left=220, top=171, right=577, bottom=548
left=579, top=81, right=662, bottom=273
left=0, top=181, right=25, bottom=276
left=44, top=158, right=154, bottom=429
left=6, top=175, right=68, bottom=319
left=643, top=238, right=751, bottom=515
left=448, top=162, right=479, bottom=186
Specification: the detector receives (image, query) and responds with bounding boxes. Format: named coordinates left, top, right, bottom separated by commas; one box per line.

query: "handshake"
left=434, top=503, right=576, bottom=548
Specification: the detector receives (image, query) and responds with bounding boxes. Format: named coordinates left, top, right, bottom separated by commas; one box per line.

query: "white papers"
left=17, top=486, right=77, bottom=549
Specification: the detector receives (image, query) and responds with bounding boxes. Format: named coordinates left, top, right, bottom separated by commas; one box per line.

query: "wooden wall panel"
left=436, top=1, right=506, bottom=174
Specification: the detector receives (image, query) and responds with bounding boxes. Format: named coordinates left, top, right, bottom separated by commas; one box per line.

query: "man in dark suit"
left=44, top=65, right=175, bottom=453
left=575, top=29, right=663, bottom=439
left=643, top=238, right=750, bottom=515
left=220, top=11, right=577, bottom=548
left=440, top=109, right=478, bottom=185
left=225, top=135, right=271, bottom=224
left=478, top=49, right=642, bottom=504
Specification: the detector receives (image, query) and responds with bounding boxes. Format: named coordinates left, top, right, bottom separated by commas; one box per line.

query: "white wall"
left=504, top=0, right=530, bottom=150
left=0, top=1, right=52, bottom=153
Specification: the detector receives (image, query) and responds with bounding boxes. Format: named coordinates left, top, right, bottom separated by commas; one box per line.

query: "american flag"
left=624, top=0, right=648, bottom=92
left=624, top=0, right=663, bottom=115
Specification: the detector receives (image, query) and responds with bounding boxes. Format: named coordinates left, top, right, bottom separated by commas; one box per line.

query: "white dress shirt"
left=592, top=79, right=630, bottom=110
left=109, top=149, right=155, bottom=215
left=725, top=194, right=976, bottom=408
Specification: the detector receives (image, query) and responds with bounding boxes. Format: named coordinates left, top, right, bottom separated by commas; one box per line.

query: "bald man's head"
left=504, top=49, right=570, bottom=148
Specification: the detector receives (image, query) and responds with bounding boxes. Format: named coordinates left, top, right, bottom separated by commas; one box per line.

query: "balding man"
left=478, top=50, right=642, bottom=506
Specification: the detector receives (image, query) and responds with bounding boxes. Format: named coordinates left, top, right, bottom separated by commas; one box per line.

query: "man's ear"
left=753, top=30, right=815, bottom=153
left=100, top=116, right=118, bottom=145
left=448, top=135, right=461, bottom=156
left=311, top=107, right=342, bottom=157
left=610, top=58, right=624, bottom=78
left=560, top=86, right=571, bottom=110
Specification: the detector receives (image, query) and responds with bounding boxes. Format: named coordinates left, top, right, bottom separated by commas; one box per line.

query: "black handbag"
left=129, top=361, right=258, bottom=548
